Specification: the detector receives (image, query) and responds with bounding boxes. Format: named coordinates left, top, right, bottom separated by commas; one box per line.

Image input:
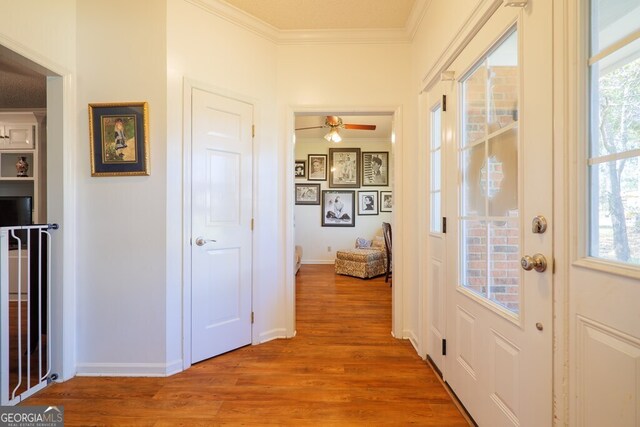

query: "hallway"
left=24, top=265, right=468, bottom=425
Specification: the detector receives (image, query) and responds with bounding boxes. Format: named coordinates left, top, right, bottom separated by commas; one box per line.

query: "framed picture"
left=357, top=191, right=378, bottom=215
left=295, top=183, right=321, bottom=205
left=88, top=102, right=150, bottom=176
left=307, top=154, right=328, bottom=181
left=380, top=191, right=393, bottom=212
left=329, top=148, right=360, bottom=188
left=295, top=160, right=306, bottom=179
left=362, top=151, right=389, bottom=186
left=322, top=190, right=355, bottom=227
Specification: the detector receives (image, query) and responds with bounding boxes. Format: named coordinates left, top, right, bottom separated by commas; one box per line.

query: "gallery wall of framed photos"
left=294, top=138, right=393, bottom=263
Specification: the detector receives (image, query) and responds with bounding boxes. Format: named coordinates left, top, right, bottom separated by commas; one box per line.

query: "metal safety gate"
left=0, top=224, right=58, bottom=405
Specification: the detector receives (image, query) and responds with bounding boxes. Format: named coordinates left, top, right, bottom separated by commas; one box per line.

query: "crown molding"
left=185, top=0, right=280, bottom=43
left=186, top=0, right=430, bottom=45
left=406, top=0, right=432, bottom=40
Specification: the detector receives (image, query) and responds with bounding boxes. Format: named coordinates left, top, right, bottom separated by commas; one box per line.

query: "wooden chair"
left=382, top=222, right=392, bottom=285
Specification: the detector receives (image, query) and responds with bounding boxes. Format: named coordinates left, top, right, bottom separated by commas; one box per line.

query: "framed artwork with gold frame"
left=88, top=102, right=150, bottom=176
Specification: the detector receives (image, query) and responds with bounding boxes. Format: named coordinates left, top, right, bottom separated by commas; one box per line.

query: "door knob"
left=520, top=253, right=547, bottom=272
left=195, top=237, right=216, bottom=246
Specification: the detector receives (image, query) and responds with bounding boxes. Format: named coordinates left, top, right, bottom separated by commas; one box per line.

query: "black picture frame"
left=380, top=191, right=393, bottom=212
left=362, top=151, right=389, bottom=186
left=322, top=190, right=355, bottom=227
left=88, top=102, right=150, bottom=176
left=295, top=183, right=321, bottom=205
left=295, top=160, right=306, bottom=179
left=329, top=148, right=360, bottom=188
left=358, top=191, right=379, bottom=215
left=307, top=154, right=328, bottom=181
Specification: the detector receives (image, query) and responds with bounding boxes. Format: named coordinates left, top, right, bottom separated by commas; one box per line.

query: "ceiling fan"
left=295, top=115, right=376, bottom=143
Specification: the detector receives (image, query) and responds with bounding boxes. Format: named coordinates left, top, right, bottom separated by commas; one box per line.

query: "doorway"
left=0, top=42, right=71, bottom=390
left=288, top=108, right=401, bottom=337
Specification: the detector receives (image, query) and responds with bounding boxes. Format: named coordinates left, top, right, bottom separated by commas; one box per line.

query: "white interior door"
left=426, top=82, right=447, bottom=374
left=191, top=88, right=253, bottom=363
left=443, top=3, right=553, bottom=426
left=568, top=1, right=640, bottom=425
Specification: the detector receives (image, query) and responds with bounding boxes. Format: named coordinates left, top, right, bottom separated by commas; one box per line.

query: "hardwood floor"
left=24, top=264, right=468, bottom=426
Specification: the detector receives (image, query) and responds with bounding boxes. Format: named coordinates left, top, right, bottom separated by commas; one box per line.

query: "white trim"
left=257, top=328, right=289, bottom=343
left=76, top=360, right=182, bottom=377
left=301, top=260, right=334, bottom=265
left=587, top=148, right=640, bottom=164
left=588, top=28, right=640, bottom=65
left=552, top=0, right=571, bottom=424
left=185, top=0, right=431, bottom=45
left=421, top=0, right=504, bottom=92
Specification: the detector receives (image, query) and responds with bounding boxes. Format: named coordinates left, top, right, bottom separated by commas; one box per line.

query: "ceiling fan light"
left=324, top=127, right=342, bottom=143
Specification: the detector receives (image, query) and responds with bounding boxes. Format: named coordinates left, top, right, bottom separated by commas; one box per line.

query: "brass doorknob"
left=521, top=253, right=547, bottom=272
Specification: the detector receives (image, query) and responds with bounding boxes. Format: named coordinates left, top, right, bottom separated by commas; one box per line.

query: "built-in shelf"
left=0, top=113, right=40, bottom=223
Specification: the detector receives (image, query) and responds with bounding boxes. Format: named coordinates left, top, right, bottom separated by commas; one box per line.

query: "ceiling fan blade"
left=343, top=124, right=377, bottom=130
left=295, top=125, right=326, bottom=131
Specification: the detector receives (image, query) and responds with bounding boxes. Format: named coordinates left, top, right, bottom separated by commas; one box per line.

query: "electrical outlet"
left=327, top=246, right=331, bottom=252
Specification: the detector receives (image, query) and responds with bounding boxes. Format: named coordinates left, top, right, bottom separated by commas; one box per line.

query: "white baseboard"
left=301, top=260, right=335, bottom=265
left=404, top=329, right=420, bottom=354
left=76, top=359, right=183, bottom=377
left=258, top=328, right=288, bottom=343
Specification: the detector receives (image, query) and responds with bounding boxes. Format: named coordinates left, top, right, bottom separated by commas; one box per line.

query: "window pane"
left=488, top=31, right=519, bottom=131
left=462, top=143, right=487, bottom=216
left=462, top=219, right=488, bottom=298
left=590, top=157, right=640, bottom=263
left=591, top=0, right=640, bottom=56
left=431, top=148, right=441, bottom=191
left=431, top=192, right=441, bottom=233
left=488, top=128, right=518, bottom=217
left=590, top=42, right=640, bottom=158
left=431, top=105, right=442, bottom=150
left=463, top=63, right=488, bottom=146
left=489, top=219, right=520, bottom=314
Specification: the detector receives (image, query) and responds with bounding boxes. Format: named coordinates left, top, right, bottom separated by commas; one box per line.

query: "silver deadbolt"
left=195, top=237, right=216, bottom=246
left=521, top=253, right=547, bottom=272
left=532, top=215, right=547, bottom=234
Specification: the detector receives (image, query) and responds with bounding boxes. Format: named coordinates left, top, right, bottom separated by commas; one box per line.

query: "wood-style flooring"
left=23, top=264, right=468, bottom=426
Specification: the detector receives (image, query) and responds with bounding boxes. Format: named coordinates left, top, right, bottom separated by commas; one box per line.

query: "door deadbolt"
left=532, top=216, right=547, bottom=234
left=521, top=253, right=548, bottom=273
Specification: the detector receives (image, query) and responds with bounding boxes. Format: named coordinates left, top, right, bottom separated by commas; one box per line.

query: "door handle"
left=520, top=253, right=547, bottom=272
left=195, top=237, right=217, bottom=246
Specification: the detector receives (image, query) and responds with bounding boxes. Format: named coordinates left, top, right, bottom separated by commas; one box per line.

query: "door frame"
left=0, top=39, right=76, bottom=382
left=284, top=105, right=403, bottom=338
left=182, top=79, right=257, bottom=369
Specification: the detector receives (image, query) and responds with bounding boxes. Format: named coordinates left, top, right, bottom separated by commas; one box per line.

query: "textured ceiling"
left=222, top=0, right=416, bottom=30
left=0, top=51, right=46, bottom=109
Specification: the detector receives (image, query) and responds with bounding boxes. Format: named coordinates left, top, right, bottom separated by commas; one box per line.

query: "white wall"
left=294, top=139, right=392, bottom=263
left=166, top=0, right=282, bottom=346
left=75, top=0, right=170, bottom=375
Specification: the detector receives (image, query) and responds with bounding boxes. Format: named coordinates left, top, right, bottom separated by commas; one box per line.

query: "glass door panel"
left=460, top=28, right=521, bottom=315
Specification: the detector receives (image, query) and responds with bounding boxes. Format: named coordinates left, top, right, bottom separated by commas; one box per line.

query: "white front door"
left=443, top=3, right=553, bottom=425
left=191, top=88, right=253, bottom=363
